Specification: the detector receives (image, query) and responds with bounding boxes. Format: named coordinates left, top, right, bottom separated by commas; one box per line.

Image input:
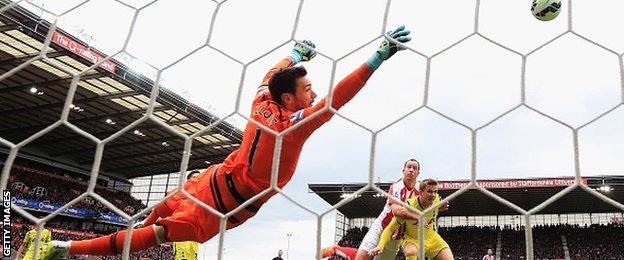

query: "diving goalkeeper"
left=42, top=25, right=412, bottom=259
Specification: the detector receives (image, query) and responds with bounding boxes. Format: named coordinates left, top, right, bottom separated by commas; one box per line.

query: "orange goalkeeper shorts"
left=152, top=172, right=202, bottom=218
left=155, top=164, right=268, bottom=242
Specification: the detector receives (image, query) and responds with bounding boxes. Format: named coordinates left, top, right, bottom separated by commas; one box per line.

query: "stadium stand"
left=533, top=225, right=565, bottom=260
left=0, top=3, right=243, bottom=256
left=565, top=223, right=624, bottom=260
left=0, top=0, right=242, bottom=180
left=499, top=226, right=526, bottom=260
left=7, top=162, right=146, bottom=216
left=330, top=224, right=623, bottom=260
left=439, top=226, right=498, bottom=259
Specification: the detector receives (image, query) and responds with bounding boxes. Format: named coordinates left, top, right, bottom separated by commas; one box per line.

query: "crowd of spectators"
left=496, top=224, right=566, bottom=260
left=499, top=225, right=526, bottom=259
left=566, top=223, right=624, bottom=260
left=498, top=224, right=624, bottom=260
left=4, top=162, right=169, bottom=259
left=7, top=163, right=145, bottom=216
left=439, top=226, right=498, bottom=260
left=533, top=225, right=565, bottom=260
left=336, top=226, right=368, bottom=248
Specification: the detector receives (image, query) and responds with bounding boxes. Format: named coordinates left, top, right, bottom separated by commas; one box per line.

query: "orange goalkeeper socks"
left=70, top=225, right=158, bottom=255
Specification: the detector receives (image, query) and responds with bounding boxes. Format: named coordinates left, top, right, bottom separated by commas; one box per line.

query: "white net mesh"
left=1, top=0, right=623, bottom=259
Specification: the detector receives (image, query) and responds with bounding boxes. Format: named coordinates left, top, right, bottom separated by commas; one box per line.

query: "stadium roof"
left=309, top=176, right=624, bottom=218
left=0, top=1, right=242, bottom=180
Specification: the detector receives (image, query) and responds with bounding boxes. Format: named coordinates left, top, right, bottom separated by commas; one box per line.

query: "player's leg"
left=42, top=166, right=220, bottom=260
left=64, top=199, right=211, bottom=258
left=401, top=241, right=418, bottom=260
left=42, top=186, right=210, bottom=259
left=433, top=248, right=453, bottom=260
left=354, top=223, right=384, bottom=260
left=428, top=234, right=452, bottom=260
left=71, top=224, right=165, bottom=254
left=354, top=249, right=371, bottom=260
left=41, top=224, right=165, bottom=259
left=376, top=238, right=400, bottom=260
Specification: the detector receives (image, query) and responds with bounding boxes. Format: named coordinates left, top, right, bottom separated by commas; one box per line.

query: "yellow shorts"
left=401, top=232, right=449, bottom=259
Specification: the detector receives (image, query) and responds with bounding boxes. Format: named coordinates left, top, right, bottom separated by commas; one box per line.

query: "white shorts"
left=358, top=223, right=400, bottom=260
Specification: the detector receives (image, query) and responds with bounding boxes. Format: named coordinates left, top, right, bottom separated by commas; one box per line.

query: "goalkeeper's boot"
left=41, top=240, right=70, bottom=260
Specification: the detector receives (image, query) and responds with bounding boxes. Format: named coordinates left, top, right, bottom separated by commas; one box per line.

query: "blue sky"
left=11, top=0, right=624, bottom=258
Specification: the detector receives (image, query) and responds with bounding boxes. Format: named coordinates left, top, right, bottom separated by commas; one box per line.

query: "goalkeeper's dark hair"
left=268, top=66, right=308, bottom=105
left=187, top=170, right=200, bottom=180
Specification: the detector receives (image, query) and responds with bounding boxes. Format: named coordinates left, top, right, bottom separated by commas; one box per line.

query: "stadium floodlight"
left=133, top=129, right=145, bottom=137
left=29, top=86, right=37, bottom=93
left=340, top=193, right=361, bottom=199
left=598, top=185, right=613, bottom=192
left=373, top=193, right=386, bottom=198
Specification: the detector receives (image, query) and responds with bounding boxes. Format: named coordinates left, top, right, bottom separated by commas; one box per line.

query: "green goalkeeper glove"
left=290, top=40, right=317, bottom=63
left=366, top=25, right=412, bottom=71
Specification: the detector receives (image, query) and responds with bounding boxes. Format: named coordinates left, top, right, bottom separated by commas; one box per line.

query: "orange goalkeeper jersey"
left=152, top=58, right=375, bottom=242
left=222, top=57, right=374, bottom=198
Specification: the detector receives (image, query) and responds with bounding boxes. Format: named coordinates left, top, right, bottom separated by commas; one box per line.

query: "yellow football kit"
left=21, top=228, right=52, bottom=260
left=377, top=195, right=449, bottom=259
left=173, top=240, right=199, bottom=260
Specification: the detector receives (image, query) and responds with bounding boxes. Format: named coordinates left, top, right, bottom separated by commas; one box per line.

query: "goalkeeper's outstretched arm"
left=293, top=25, right=412, bottom=139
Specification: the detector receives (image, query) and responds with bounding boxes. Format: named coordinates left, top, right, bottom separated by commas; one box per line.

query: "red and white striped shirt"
left=373, top=178, right=418, bottom=229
